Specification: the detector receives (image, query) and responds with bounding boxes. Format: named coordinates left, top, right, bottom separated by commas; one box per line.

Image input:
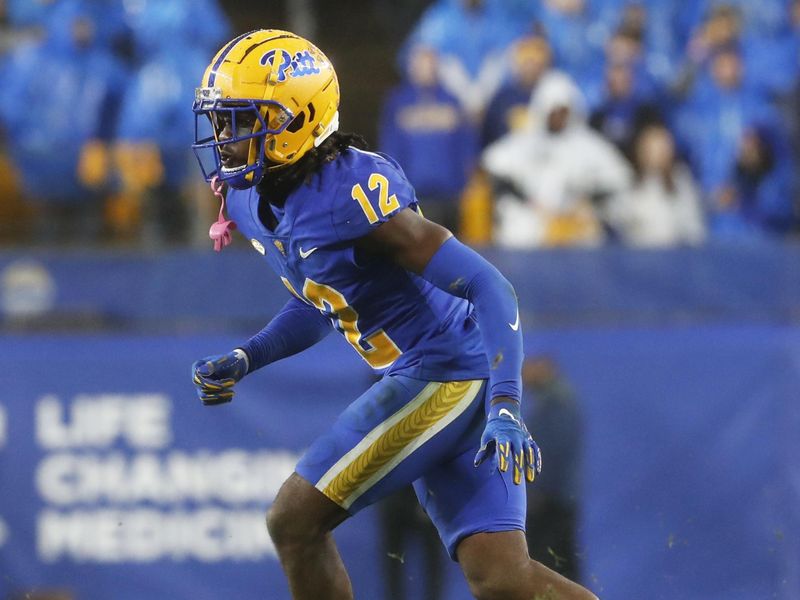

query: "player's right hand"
left=191, top=349, right=249, bottom=406
left=474, top=398, right=542, bottom=485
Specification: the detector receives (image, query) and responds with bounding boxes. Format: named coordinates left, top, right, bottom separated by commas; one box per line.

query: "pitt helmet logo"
left=273, top=240, right=286, bottom=256
left=260, top=49, right=320, bottom=82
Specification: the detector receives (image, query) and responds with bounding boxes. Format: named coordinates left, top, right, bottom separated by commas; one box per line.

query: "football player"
left=190, top=30, right=598, bottom=600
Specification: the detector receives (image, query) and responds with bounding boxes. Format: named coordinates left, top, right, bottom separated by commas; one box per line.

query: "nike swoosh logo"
left=509, top=309, right=520, bottom=331
left=299, top=246, right=318, bottom=259
left=498, top=408, right=520, bottom=425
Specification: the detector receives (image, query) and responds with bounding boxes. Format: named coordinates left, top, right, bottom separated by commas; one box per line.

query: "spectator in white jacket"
left=482, top=70, right=632, bottom=248
left=608, top=123, right=706, bottom=247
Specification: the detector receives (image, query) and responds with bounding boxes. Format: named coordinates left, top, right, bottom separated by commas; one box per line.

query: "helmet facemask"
left=192, top=87, right=295, bottom=189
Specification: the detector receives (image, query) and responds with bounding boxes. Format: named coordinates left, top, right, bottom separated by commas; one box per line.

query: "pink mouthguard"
left=209, top=175, right=236, bottom=252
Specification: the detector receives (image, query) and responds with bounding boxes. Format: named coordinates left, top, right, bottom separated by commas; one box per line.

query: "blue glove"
left=474, top=399, right=542, bottom=485
left=191, top=349, right=249, bottom=406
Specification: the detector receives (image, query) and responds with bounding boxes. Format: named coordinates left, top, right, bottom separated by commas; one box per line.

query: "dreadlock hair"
left=256, top=131, right=369, bottom=204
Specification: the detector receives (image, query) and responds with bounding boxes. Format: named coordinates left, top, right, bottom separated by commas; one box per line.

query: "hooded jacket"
left=483, top=71, right=632, bottom=247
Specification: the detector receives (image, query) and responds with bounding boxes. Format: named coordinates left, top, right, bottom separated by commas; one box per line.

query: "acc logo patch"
left=250, top=239, right=266, bottom=255
left=260, top=49, right=321, bottom=82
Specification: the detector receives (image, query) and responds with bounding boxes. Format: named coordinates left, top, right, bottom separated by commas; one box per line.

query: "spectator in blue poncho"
left=772, top=0, right=800, bottom=188
left=533, top=0, right=605, bottom=84
left=5, top=0, right=130, bottom=53
left=677, top=3, right=798, bottom=101
left=402, top=0, right=524, bottom=120
left=111, top=0, right=230, bottom=243
left=583, top=25, right=663, bottom=152
left=4, top=0, right=57, bottom=28
left=481, top=34, right=553, bottom=147
left=586, top=25, right=666, bottom=161
left=112, top=42, right=210, bottom=243
left=677, top=0, right=790, bottom=43
left=741, top=0, right=800, bottom=103
left=710, top=123, right=797, bottom=238
left=589, top=62, right=662, bottom=160
left=558, top=0, right=684, bottom=89
left=674, top=47, right=780, bottom=196
left=122, top=0, right=231, bottom=62
left=597, top=23, right=661, bottom=97
left=0, top=0, right=127, bottom=241
left=379, top=45, right=479, bottom=233
left=638, top=1, right=687, bottom=86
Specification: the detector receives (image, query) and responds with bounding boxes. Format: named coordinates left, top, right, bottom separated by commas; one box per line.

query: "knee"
left=264, top=502, right=286, bottom=545
left=266, top=482, right=335, bottom=549
left=464, top=565, right=519, bottom=600
left=465, top=559, right=599, bottom=600
left=266, top=498, right=314, bottom=548
left=465, top=579, right=515, bottom=600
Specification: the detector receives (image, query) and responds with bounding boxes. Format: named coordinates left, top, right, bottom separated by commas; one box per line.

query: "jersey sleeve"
left=331, top=152, right=419, bottom=243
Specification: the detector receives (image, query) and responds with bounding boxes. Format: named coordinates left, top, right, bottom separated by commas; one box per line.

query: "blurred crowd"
left=0, top=0, right=799, bottom=248
left=384, top=0, right=800, bottom=247
left=0, top=0, right=231, bottom=246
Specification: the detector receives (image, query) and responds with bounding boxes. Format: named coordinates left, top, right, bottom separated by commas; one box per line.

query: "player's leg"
left=267, top=375, right=485, bottom=600
left=457, top=531, right=598, bottom=600
left=413, top=389, right=598, bottom=600
left=266, top=473, right=353, bottom=600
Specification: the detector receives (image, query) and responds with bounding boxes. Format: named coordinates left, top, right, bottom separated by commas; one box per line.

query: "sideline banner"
left=0, top=335, right=401, bottom=600
left=1, top=325, right=798, bottom=600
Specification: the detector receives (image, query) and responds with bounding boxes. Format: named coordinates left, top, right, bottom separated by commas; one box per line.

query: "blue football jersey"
left=226, top=147, right=489, bottom=382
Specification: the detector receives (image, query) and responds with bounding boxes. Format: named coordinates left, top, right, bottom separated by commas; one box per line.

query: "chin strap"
left=209, top=175, right=236, bottom=252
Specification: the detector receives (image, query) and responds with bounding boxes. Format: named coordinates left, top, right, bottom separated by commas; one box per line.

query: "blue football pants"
left=295, top=374, right=527, bottom=559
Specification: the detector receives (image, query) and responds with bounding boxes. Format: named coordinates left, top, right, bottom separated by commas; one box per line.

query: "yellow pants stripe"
left=317, top=379, right=482, bottom=509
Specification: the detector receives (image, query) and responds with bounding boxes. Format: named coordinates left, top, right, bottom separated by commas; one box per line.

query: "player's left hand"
left=474, top=398, right=542, bottom=485
left=191, top=349, right=249, bottom=406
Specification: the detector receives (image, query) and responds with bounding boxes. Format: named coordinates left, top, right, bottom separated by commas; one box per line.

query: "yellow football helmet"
left=192, top=29, right=340, bottom=189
